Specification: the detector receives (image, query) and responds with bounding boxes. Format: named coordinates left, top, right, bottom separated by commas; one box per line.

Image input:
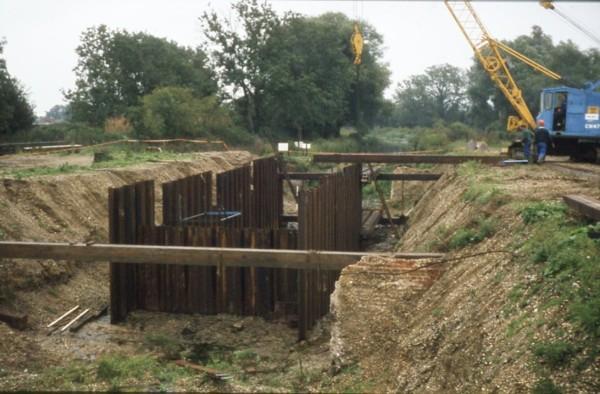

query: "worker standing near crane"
left=519, top=124, right=534, bottom=163
left=534, top=119, right=552, bottom=163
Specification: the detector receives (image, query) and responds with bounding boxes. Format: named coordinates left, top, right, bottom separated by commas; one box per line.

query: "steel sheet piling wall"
left=109, top=180, right=155, bottom=323
left=109, top=157, right=360, bottom=339
left=297, top=164, right=362, bottom=339
left=162, top=172, right=212, bottom=225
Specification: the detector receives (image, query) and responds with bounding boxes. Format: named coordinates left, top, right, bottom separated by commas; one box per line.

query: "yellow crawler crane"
left=444, top=0, right=564, bottom=132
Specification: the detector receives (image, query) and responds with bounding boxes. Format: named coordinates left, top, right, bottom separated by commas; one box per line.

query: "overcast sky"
left=1, top=0, right=599, bottom=116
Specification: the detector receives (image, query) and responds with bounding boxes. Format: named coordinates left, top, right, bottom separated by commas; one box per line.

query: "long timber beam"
left=0, top=242, right=444, bottom=271
left=563, top=195, right=600, bottom=221
left=281, top=172, right=442, bottom=181
left=375, top=173, right=442, bottom=181
left=313, top=153, right=505, bottom=165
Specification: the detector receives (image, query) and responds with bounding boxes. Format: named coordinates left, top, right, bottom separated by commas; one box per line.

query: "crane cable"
left=541, top=1, right=600, bottom=47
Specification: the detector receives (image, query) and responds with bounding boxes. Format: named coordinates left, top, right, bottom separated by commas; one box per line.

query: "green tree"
left=131, top=86, right=232, bottom=139
left=0, top=40, right=35, bottom=137
left=200, top=0, right=287, bottom=135
left=45, top=105, right=69, bottom=122
left=269, top=13, right=389, bottom=138
left=65, top=25, right=217, bottom=126
left=263, top=13, right=355, bottom=140
left=394, top=64, right=468, bottom=127
left=467, top=26, right=600, bottom=128
left=201, top=1, right=390, bottom=139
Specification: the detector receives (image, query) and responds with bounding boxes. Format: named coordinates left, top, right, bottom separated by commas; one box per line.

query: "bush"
left=143, top=333, right=183, bottom=359
left=413, top=129, right=450, bottom=151
left=463, top=183, right=505, bottom=206
left=532, top=378, right=563, bottom=394
left=448, top=218, right=497, bottom=250
left=215, top=126, right=256, bottom=147
left=313, top=137, right=362, bottom=153
left=131, top=87, right=233, bottom=140
left=6, top=122, right=117, bottom=145
left=365, top=127, right=414, bottom=152
left=449, top=228, right=480, bottom=250
left=97, top=355, right=155, bottom=381
left=520, top=201, right=567, bottom=225
left=533, top=341, right=576, bottom=369
left=519, top=205, right=600, bottom=372
left=447, top=121, right=475, bottom=141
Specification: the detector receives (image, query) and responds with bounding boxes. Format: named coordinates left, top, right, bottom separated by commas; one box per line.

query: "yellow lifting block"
left=351, top=23, right=364, bottom=65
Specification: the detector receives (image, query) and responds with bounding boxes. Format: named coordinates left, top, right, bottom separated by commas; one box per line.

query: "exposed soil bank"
left=1, top=157, right=599, bottom=392
left=330, top=163, right=600, bottom=392
left=0, top=151, right=253, bottom=293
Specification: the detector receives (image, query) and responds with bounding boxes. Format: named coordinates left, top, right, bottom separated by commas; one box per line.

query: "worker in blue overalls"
left=534, top=119, right=552, bottom=163
left=519, top=124, right=534, bottom=163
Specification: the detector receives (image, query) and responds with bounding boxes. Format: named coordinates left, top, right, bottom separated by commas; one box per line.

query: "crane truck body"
left=538, top=81, right=600, bottom=161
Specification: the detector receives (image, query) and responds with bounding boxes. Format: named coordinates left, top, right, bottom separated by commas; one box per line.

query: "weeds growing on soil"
left=96, top=354, right=192, bottom=390
left=509, top=201, right=600, bottom=389
left=448, top=217, right=497, bottom=250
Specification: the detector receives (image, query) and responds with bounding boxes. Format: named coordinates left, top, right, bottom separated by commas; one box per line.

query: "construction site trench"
left=0, top=151, right=599, bottom=392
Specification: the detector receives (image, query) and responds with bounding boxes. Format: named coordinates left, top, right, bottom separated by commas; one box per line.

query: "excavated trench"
left=0, top=155, right=440, bottom=391
left=3, top=156, right=598, bottom=391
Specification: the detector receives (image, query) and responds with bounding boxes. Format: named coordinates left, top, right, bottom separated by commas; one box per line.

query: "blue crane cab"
left=537, top=81, right=600, bottom=161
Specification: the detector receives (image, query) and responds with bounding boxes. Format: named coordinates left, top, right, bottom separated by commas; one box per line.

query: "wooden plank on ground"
left=0, top=242, right=444, bottom=271
left=564, top=195, right=600, bottom=221
left=313, top=153, right=505, bottom=164
left=61, top=308, right=90, bottom=332
left=69, top=305, right=108, bottom=332
left=47, top=305, right=79, bottom=328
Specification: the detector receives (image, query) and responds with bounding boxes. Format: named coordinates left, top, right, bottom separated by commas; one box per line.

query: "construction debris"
left=60, top=308, right=90, bottom=332
left=69, top=305, right=108, bottom=332
left=47, top=305, right=79, bottom=328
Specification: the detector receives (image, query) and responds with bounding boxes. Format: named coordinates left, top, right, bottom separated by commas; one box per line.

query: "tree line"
left=1, top=0, right=599, bottom=143
left=387, top=25, right=600, bottom=131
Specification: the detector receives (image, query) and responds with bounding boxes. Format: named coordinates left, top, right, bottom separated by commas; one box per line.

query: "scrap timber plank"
left=0, top=242, right=443, bottom=271
left=313, top=153, right=505, bottom=164
left=563, top=195, right=600, bottom=221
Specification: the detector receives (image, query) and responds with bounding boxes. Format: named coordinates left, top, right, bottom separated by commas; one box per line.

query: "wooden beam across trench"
left=0, top=242, right=443, bottom=271
left=282, top=172, right=443, bottom=181
left=313, top=153, right=505, bottom=165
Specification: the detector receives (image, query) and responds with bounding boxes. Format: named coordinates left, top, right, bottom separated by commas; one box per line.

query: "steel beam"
left=313, top=153, right=505, bottom=164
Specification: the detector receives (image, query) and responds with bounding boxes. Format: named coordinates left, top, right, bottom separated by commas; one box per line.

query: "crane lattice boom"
left=445, top=0, right=560, bottom=131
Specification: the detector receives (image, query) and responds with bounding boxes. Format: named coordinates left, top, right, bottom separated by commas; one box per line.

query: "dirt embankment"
left=331, top=163, right=600, bottom=392
left=0, top=151, right=253, bottom=295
